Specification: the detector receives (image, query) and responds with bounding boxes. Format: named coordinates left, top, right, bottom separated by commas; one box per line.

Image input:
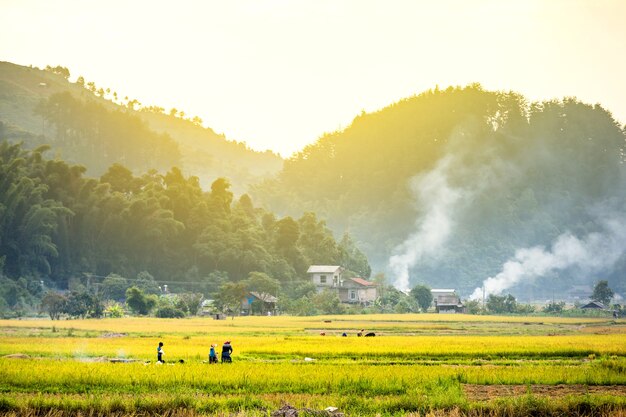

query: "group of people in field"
left=156, top=340, right=233, bottom=364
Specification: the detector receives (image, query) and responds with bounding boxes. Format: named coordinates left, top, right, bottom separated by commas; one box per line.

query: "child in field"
left=209, top=344, right=218, bottom=364
left=157, top=342, right=164, bottom=363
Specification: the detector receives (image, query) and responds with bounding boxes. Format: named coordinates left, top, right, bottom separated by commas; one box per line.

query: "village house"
left=581, top=300, right=605, bottom=310
left=307, top=265, right=345, bottom=288
left=431, top=288, right=465, bottom=313
left=241, top=291, right=278, bottom=315
left=307, top=265, right=378, bottom=305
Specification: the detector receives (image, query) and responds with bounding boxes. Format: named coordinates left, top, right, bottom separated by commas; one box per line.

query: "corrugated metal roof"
left=581, top=301, right=605, bottom=309
left=250, top=291, right=278, bottom=303
left=436, top=295, right=460, bottom=304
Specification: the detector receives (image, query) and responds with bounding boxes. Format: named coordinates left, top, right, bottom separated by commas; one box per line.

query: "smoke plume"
left=389, top=155, right=461, bottom=290
left=470, top=216, right=626, bottom=300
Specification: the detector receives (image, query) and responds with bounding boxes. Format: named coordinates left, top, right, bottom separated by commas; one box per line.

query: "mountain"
left=0, top=61, right=282, bottom=193
left=252, top=85, right=626, bottom=299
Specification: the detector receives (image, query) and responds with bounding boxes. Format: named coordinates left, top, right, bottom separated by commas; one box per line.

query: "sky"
left=1, top=0, right=625, bottom=157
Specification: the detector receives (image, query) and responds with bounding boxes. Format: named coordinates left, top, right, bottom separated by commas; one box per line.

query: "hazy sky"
left=1, top=0, right=625, bottom=156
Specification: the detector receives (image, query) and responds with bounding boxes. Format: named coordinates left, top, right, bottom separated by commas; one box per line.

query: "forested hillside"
left=0, top=61, right=282, bottom=193
left=0, top=141, right=369, bottom=309
left=252, top=85, right=626, bottom=298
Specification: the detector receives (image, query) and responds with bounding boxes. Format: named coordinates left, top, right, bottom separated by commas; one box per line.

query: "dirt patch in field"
left=2, top=353, right=30, bottom=359
left=463, top=384, right=626, bottom=401
left=100, top=332, right=127, bottom=338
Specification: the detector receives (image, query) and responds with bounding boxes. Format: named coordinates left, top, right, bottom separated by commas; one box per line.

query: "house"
left=431, top=289, right=456, bottom=301
left=337, top=277, right=378, bottom=305
left=435, top=294, right=465, bottom=313
left=431, top=289, right=464, bottom=313
left=581, top=301, right=605, bottom=310
left=241, top=291, right=278, bottom=315
left=307, top=265, right=345, bottom=290
left=307, top=265, right=378, bottom=305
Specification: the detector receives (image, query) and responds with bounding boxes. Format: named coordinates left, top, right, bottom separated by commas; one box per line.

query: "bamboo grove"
left=0, top=140, right=370, bottom=314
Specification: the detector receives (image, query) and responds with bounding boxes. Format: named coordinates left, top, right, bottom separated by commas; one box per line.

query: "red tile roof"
left=350, top=277, right=376, bottom=287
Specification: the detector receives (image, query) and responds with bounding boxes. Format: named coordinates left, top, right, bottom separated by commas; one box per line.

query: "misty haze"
left=1, top=2, right=626, bottom=416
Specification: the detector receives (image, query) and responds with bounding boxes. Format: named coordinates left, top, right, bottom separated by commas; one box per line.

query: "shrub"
left=155, top=306, right=185, bottom=318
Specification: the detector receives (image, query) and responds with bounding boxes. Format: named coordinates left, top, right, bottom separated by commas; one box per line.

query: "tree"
left=245, top=272, right=280, bottom=296
left=100, top=163, right=140, bottom=194
left=393, top=297, right=418, bottom=313
left=217, top=282, right=247, bottom=316
left=338, top=232, right=371, bottom=278
left=100, top=274, right=128, bottom=301
left=378, top=285, right=405, bottom=312
left=486, top=294, right=517, bottom=314
left=174, top=293, right=203, bottom=315
left=410, top=285, right=433, bottom=312
left=275, top=217, right=300, bottom=251
left=40, top=292, right=67, bottom=320
left=45, top=65, right=70, bottom=79
left=64, top=290, right=102, bottom=318
left=135, top=271, right=161, bottom=295
left=125, top=286, right=157, bottom=315
left=281, top=296, right=317, bottom=316
left=592, top=280, right=614, bottom=306
left=543, top=301, right=565, bottom=314
left=209, top=178, right=233, bottom=215
left=312, top=289, right=345, bottom=314
left=464, top=299, right=483, bottom=315
left=155, top=305, right=185, bottom=318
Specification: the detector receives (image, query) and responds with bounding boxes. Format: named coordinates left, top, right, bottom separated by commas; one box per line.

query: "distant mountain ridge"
left=0, top=61, right=282, bottom=193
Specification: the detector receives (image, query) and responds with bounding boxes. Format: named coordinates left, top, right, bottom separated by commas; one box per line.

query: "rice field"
left=0, top=314, right=624, bottom=416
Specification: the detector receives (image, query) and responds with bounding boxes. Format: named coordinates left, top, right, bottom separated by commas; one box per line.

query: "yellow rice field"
left=0, top=314, right=625, bottom=416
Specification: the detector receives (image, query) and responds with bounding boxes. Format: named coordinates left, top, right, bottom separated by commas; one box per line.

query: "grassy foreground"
left=0, top=314, right=624, bottom=416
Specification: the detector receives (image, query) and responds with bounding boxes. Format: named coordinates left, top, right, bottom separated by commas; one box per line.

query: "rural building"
left=241, top=291, right=278, bottom=315
left=431, top=289, right=456, bottom=300
left=337, top=277, right=378, bottom=305
left=432, top=289, right=465, bottom=313
left=307, top=265, right=345, bottom=289
left=307, top=265, right=378, bottom=305
left=581, top=301, right=606, bottom=310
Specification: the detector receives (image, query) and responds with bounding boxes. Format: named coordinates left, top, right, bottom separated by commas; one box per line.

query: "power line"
left=81, top=273, right=316, bottom=287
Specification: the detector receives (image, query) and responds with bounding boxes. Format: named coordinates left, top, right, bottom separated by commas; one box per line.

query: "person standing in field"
left=157, top=341, right=165, bottom=363
left=221, top=340, right=233, bottom=363
left=209, top=344, right=218, bottom=364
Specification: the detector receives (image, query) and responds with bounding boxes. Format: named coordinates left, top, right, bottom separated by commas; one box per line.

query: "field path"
left=463, top=384, right=626, bottom=400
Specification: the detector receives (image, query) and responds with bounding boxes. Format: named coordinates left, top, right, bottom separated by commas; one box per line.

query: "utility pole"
left=482, top=286, right=485, bottom=310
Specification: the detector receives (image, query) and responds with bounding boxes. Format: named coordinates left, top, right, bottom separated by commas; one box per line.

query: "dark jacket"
left=221, top=343, right=233, bottom=357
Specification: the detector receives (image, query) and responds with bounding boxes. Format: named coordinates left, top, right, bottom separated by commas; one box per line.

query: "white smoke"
left=389, top=155, right=461, bottom=290
left=470, top=216, right=626, bottom=300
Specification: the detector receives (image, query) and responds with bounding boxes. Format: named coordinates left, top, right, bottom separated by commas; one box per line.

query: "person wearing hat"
left=221, top=340, right=233, bottom=363
left=157, top=341, right=165, bottom=363
left=209, top=344, right=218, bottom=364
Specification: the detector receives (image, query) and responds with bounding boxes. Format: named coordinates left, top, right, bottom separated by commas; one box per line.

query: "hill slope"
left=252, top=85, right=626, bottom=298
left=0, top=61, right=282, bottom=193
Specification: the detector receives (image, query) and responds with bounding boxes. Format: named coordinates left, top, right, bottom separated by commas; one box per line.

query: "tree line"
left=34, top=92, right=181, bottom=174
left=0, top=141, right=370, bottom=317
